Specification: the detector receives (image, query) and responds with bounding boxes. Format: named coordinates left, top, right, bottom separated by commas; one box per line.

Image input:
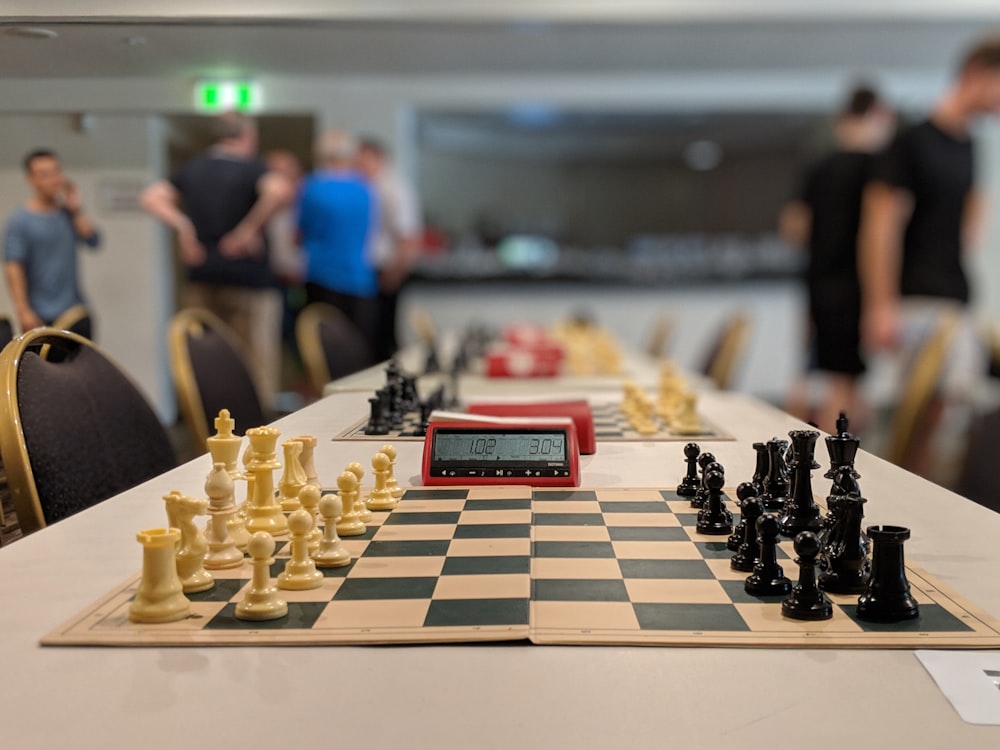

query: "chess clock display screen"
left=422, top=424, right=580, bottom=486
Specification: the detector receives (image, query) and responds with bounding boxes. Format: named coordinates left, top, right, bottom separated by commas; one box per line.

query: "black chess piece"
left=697, top=470, right=733, bottom=535
left=424, top=343, right=441, bottom=374
left=750, top=442, right=769, bottom=496
left=676, top=443, right=701, bottom=497
left=825, top=412, right=861, bottom=497
left=730, top=497, right=763, bottom=572
left=818, top=493, right=871, bottom=595
left=856, top=525, right=919, bottom=622
left=779, top=430, right=823, bottom=537
left=401, top=374, right=420, bottom=412
left=760, top=438, right=789, bottom=512
left=781, top=531, right=834, bottom=620
left=415, top=400, right=433, bottom=437
left=364, top=395, right=389, bottom=436
left=446, top=368, right=461, bottom=409
left=691, top=452, right=717, bottom=509
left=728, top=482, right=757, bottom=551
left=784, top=436, right=799, bottom=505
left=745, top=513, right=792, bottom=596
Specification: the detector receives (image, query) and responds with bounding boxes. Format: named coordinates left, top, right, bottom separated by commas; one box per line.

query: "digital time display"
left=433, top=431, right=567, bottom=463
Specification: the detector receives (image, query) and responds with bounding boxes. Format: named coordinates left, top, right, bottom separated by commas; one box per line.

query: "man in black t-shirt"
left=780, top=86, right=894, bottom=433
left=859, top=36, right=1000, bottom=471
left=141, top=113, right=292, bottom=408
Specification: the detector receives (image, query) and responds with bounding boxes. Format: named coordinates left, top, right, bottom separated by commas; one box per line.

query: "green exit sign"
left=194, top=80, right=261, bottom=112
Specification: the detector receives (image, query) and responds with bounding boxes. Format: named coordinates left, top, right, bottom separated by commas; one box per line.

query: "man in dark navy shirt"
left=141, top=113, right=292, bottom=407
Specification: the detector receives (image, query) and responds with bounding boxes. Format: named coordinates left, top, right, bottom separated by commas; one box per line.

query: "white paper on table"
left=916, top=650, right=1000, bottom=725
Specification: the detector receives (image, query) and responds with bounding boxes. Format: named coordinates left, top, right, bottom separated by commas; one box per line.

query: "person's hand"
left=17, top=306, right=44, bottom=332
left=379, top=262, right=409, bottom=294
left=62, top=179, right=81, bottom=214
left=177, top=224, right=207, bottom=266
left=218, top=225, right=263, bottom=259
left=863, top=302, right=900, bottom=351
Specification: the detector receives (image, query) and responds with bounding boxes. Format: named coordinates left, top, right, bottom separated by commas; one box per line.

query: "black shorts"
left=809, top=282, right=865, bottom=376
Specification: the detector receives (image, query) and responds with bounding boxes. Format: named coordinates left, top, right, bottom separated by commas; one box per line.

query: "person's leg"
left=238, top=288, right=283, bottom=411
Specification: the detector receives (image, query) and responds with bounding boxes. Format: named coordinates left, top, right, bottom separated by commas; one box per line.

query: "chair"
left=883, top=312, right=960, bottom=471
left=645, top=313, right=674, bottom=360
left=0, top=316, right=14, bottom=351
left=700, top=312, right=751, bottom=390
left=168, top=307, right=267, bottom=452
left=0, top=328, right=176, bottom=536
left=51, top=303, right=92, bottom=339
left=295, top=303, right=372, bottom=395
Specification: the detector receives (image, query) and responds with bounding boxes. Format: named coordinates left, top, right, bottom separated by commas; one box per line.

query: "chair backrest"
left=295, top=303, right=372, bottom=395
left=645, top=313, right=674, bottom=360
left=884, top=313, right=960, bottom=469
left=0, top=328, right=176, bottom=536
left=0, top=317, right=14, bottom=351
left=51, top=304, right=92, bottom=339
left=168, top=307, right=266, bottom=451
left=700, top=313, right=751, bottom=390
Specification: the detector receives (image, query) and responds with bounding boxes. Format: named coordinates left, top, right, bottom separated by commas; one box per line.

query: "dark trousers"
left=305, top=283, right=378, bottom=365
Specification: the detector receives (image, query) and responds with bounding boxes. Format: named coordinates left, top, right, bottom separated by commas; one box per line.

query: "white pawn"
left=235, top=532, right=288, bottom=621
left=314, top=494, right=351, bottom=568
left=277, top=510, right=324, bottom=590
left=335, top=471, right=367, bottom=536
left=673, top=391, right=703, bottom=436
left=380, top=444, right=404, bottom=501
left=299, top=484, right=323, bottom=555
left=367, top=452, right=398, bottom=511
left=347, top=460, right=373, bottom=523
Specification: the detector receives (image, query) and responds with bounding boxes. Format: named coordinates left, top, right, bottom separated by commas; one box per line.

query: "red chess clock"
left=421, top=419, right=581, bottom=487
left=465, top=399, right=596, bottom=455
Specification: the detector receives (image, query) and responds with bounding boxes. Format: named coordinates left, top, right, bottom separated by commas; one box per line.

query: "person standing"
left=4, top=149, right=101, bottom=337
left=357, top=137, right=423, bottom=361
left=859, top=36, right=1000, bottom=472
left=141, top=112, right=292, bottom=407
left=297, top=129, right=378, bottom=360
left=780, top=86, right=894, bottom=433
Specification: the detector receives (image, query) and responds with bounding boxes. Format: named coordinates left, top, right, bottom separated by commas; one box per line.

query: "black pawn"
left=818, top=493, right=871, bottom=594
left=364, top=395, right=389, bottom=435
left=697, top=471, right=733, bottom=535
left=676, top=442, right=701, bottom=497
left=781, top=531, right=833, bottom=621
left=745, top=514, right=792, bottom=596
left=691, top=452, right=717, bottom=509
left=760, top=438, right=789, bottom=512
left=779, top=430, right=823, bottom=537
left=728, top=482, right=757, bottom=551
left=415, top=400, right=433, bottom=437
left=730, top=498, right=763, bottom=572
left=856, top=525, right=919, bottom=622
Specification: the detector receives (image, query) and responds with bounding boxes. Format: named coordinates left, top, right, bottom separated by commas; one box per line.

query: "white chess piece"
left=298, top=484, right=323, bottom=555
left=380, top=444, right=404, bottom=500
left=203, top=461, right=244, bottom=570
left=244, top=426, right=289, bottom=537
left=347, top=460, right=373, bottom=522
left=294, top=434, right=322, bottom=493
left=277, top=510, right=325, bottom=590
left=277, top=439, right=306, bottom=512
left=367, top=452, right=397, bottom=511
left=164, top=491, right=214, bottom=593
left=129, top=528, right=191, bottom=624
left=335, top=471, right=367, bottom=536
left=235, top=532, right=288, bottom=621
left=314, top=493, right=351, bottom=568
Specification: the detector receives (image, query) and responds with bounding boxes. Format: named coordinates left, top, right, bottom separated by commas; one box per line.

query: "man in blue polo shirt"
left=4, top=149, right=101, bottom=337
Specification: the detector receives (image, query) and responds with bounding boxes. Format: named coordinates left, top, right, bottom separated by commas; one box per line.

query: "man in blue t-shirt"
left=298, top=129, right=378, bottom=358
left=3, top=149, right=101, bottom=337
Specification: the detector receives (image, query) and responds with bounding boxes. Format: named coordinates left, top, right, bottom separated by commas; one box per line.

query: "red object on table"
left=466, top=399, right=596, bottom=455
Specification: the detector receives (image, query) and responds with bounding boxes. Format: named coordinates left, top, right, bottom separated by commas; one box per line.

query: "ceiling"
left=0, top=17, right=997, bottom=79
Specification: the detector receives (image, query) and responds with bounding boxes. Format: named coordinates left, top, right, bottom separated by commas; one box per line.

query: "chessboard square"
left=317, top=599, right=430, bottom=629
left=362, top=540, right=451, bottom=557
left=532, top=557, right=623, bottom=580
left=185, top=578, right=247, bottom=603
left=599, top=501, right=669, bottom=514
left=458, top=509, right=532, bottom=525
left=433, top=573, right=530, bottom=599
left=448, top=539, right=532, bottom=557
left=660, top=490, right=686, bottom=503
left=372, top=524, right=457, bottom=541
left=735, top=603, right=862, bottom=633
left=533, top=579, right=630, bottom=602
left=534, top=490, right=598, bottom=502
left=533, top=513, right=606, bottom=527
left=349, top=556, right=445, bottom=578
left=625, top=579, right=732, bottom=604
left=533, top=541, right=616, bottom=559
left=695, top=541, right=739, bottom=559
left=393, top=499, right=467, bottom=513
left=465, top=486, right=532, bottom=501
left=441, top=556, right=532, bottom=576
left=382, top=511, right=461, bottom=525
left=274, top=580, right=343, bottom=602
left=633, top=603, right=750, bottom=632
left=595, top=488, right=667, bottom=502
left=719, top=579, right=789, bottom=604
left=424, top=598, right=529, bottom=627
left=463, top=499, right=533, bottom=511
left=340, top=539, right=373, bottom=557
left=618, top=559, right=714, bottom=579
left=608, top=526, right=689, bottom=542
left=603, top=513, right=680, bottom=527
left=845, top=603, right=974, bottom=633
left=675, top=512, right=700, bottom=527
left=453, top=523, right=532, bottom=539
left=532, top=601, right=640, bottom=630
left=664, top=499, right=697, bottom=514
left=612, top=541, right=701, bottom=560
left=402, top=489, right=469, bottom=500
left=705, top=558, right=755, bottom=581
left=204, top=602, right=327, bottom=630
left=532, top=526, right=611, bottom=543
left=532, top=500, right=602, bottom=515
left=333, top=576, right=438, bottom=600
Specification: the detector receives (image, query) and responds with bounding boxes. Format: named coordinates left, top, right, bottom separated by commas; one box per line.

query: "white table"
left=3, top=389, right=1000, bottom=749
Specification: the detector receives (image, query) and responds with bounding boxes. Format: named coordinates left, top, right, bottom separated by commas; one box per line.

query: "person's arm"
left=60, top=179, right=100, bottom=247
left=218, top=172, right=294, bottom=258
left=139, top=179, right=206, bottom=266
left=963, top=187, right=986, bottom=254
left=857, top=181, right=913, bottom=351
left=4, top=261, right=43, bottom=332
left=778, top=200, right=811, bottom=249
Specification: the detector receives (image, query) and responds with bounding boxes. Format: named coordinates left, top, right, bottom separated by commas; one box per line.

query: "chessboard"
left=334, top=403, right=733, bottom=443
left=42, top=486, right=1000, bottom=648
